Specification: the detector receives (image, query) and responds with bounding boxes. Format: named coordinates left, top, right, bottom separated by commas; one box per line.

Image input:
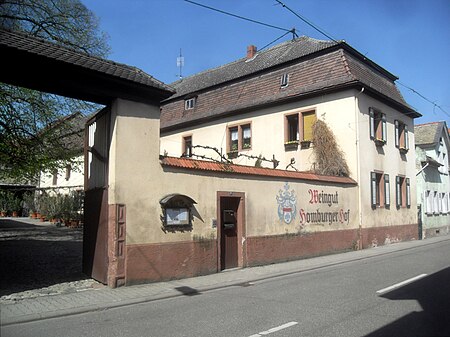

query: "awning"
left=159, top=194, right=197, bottom=206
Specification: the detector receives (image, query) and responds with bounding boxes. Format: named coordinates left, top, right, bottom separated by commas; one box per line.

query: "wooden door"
left=220, top=197, right=240, bottom=270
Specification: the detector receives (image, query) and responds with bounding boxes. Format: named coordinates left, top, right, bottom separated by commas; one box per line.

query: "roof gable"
left=162, top=36, right=418, bottom=123
left=415, top=121, right=450, bottom=147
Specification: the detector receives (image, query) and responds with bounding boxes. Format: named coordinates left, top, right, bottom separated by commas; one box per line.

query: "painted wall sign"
left=276, top=184, right=351, bottom=227
left=276, top=182, right=297, bottom=224
left=299, top=208, right=350, bottom=226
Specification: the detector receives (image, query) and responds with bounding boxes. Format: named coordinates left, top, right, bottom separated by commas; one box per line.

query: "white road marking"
left=248, top=321, right=298, bottom=337
left=376, top=274, right=428, bottom=295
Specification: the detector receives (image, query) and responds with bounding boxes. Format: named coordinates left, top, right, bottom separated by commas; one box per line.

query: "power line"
left=274, top=0, right=338, bottom=42
left=184, top=0, right=292, bottom=33
left=260, top=29, right=296, bottom=51
left=397, top=81, right=449, bottom=117
left=185, top=0, right=447, bottom=118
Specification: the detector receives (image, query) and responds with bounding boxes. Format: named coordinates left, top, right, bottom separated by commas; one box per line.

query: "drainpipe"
left=416, top=163, right=429, bottom=176
left=355, top=87, right=364, bottom=250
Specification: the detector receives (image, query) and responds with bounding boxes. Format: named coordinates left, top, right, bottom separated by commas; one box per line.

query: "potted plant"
left=300, top=140, right=312, bottom=149
left=38, top=194, right=51, bottom=222
left=23, top=192, right=37, bottom=218
left=284, top=140, right=299, bottom=151
left=11, top=195, right=22, bottom=217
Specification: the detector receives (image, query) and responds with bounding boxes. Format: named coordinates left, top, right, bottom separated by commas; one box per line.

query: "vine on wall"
left=312, top=120, right=350, bottom=177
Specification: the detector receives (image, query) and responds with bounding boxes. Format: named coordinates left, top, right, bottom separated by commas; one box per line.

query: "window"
left=182, top=135, right=193, bottom=157
left=286, top=114, right=299, bottom=143
left=441, top=192, right=448, bottom=214
left=395, top=176, right=410, bottom=208
left=438, top=151, right=448, bottom=174
left=184, top=97, right=196, bottom=110
left=433, top=191, right=439, bottom=214
left=371, top=172, right=390, bottom=208
left=284, top=110, right=316, bottom=146
left=229, top=127, right=239, bottom=152
left=369, top=108, right=386, bottom=144
left=280, top=73, right=289, bottom=87
left=227, top=123, right=251, bottom=156
left=448, top=192, right=450, bottom=213
left=424, top=190, right=433, bottom=214
left=423, top=190, right=447, bottom=215
left=241, top=124, right=251, bottom=149
left=395, top=120, right=409, bottom=152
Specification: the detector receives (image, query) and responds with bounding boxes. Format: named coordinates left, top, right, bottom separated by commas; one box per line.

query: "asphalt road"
left=3, top=238, right=450, bottom=337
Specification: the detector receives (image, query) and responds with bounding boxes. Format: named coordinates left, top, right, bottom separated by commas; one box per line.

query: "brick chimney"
left=247, top=45, right=257, bottom=59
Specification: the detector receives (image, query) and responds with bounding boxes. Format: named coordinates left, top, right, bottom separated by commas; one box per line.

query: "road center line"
left=248, top=321, right=298, bottom=337
left=376, top=274, right=428, bottom=295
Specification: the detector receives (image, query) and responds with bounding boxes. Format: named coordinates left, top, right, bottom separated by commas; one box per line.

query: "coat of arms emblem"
left=276, top=182, right=297, bottom=224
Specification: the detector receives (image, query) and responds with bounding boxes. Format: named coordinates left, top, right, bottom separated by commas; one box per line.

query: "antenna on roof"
left=176, top=48, right=184, bottom=79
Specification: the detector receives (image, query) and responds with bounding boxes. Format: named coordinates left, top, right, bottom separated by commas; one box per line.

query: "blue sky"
left=82, top=0, right=449, bottom=125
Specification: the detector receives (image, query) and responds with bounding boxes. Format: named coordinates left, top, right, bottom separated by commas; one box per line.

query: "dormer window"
left=280, top=73, right=289, bottom=87
left=185, top=97, right=196, bottom=110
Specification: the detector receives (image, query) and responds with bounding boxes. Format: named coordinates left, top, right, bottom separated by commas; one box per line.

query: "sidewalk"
left=2, top=235, right=449, bottom=326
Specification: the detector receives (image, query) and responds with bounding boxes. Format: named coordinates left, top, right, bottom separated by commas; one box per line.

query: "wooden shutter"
left=382, top=114, right=387, bottom=142
left=394, top=120, right=399, bottom=148
left=384, top=174, right=390, bottom=206
left=406, top=178, right=411, bottom=207
left=447, top=193, right=450, bottom=213
left=371, top=172, right=377, bottom=207
left=369, top=108, right=375, bottom=140
left=404, top=125, right=409, bottom=150
left=424, top=191, right=429, bottom=214
left=302, top=112, right=316, bottom=141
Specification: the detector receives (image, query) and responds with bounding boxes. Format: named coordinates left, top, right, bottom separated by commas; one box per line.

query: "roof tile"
left=0, top=29, right=174, bottom=94
left=160, top=157, right=357, bottom=185
left=415, top=121, right=447, bottom=146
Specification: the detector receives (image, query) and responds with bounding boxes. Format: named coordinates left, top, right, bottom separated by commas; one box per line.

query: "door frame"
left=217, top=191, right=246, bottom=271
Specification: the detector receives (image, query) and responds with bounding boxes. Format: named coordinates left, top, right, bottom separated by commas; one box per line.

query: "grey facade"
left=415, top=121, right=450, bottom=238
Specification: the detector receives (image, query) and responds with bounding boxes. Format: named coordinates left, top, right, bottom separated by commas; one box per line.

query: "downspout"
left=355, top=87, right=364, bottom=250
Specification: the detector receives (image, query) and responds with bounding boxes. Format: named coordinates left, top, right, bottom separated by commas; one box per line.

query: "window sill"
left=374, top=139, right=386, bottom=147
left=227, top=151, right=238, bottom=159
left=284, top=141, right=299, bottom=151
left=300, top=140, right=312, bottom=149
left=399, top=147, right=409, bottom=154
